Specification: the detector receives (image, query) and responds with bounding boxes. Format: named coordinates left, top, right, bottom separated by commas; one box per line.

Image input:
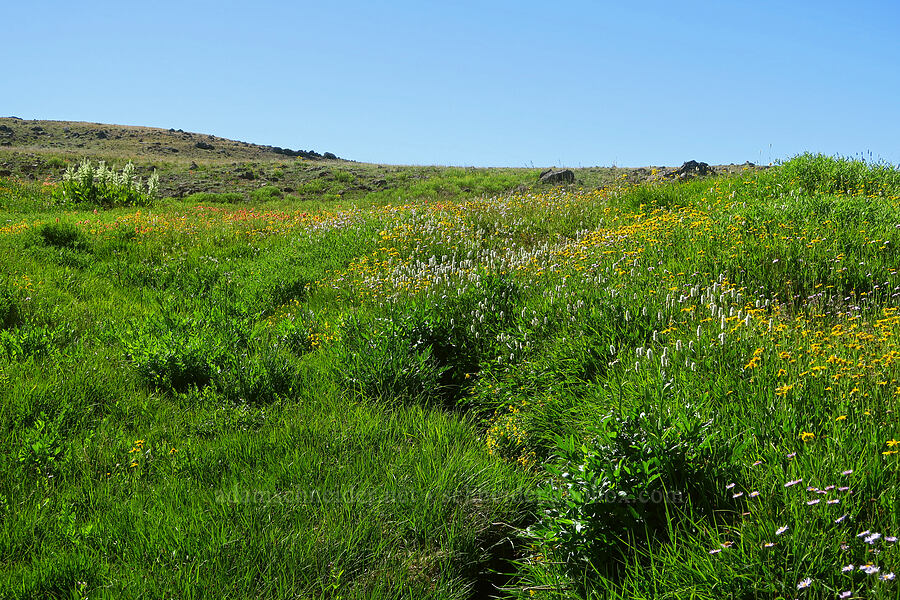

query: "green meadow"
left=2, top=153, right=900, bottom=599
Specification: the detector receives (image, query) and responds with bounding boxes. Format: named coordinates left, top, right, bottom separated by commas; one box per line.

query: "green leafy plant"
left=56, top=159, right=158, bottom=207
left=18, top=411, right=68, bottom=475
left=529, top=408, right=726, bottom=577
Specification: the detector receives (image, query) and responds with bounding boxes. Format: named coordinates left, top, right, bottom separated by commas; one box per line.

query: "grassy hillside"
left=2, top=133, right=900, bottom=599
left=0, top=118, right=755, bottom=207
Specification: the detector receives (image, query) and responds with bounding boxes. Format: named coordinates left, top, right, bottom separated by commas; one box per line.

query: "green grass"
left=2, top=154, right=900, bottom=598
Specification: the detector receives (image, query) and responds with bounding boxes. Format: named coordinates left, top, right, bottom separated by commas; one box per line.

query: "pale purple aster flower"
left=725, top=482, right=736, bottom=490
left=709, top=548, right=722, bottom=554
left=752, top=460, right=763, bottom=467
left=827, top=499, right=840, bottom=505
left=842, top=564, right=855, bottom=572
left=838, top=486, right=850, bottom=492
left=749, top=491, right=760, bottom=498
left=785, top=478, right=803, bottom=487
left=776, top=525, right=789, bottom=535
left=807, top=485, right=818, bottom=492
left=763, top=542, right=775, bottom=548
left=838, top=592, right=851, bottom=600
left=788, top=452, right=797, bottom=459
left=797, top=577, right=813, bottom=589
left=807, top=499, right=821, bottom=505
left=824, top=485, right=835, bottom=491
left=842, top=469, right=853, bottom=476
left=865, top=533, right=882, bottom=544
left=835, top=514, right=849, bottom=524
left=733, top=492, right=744, bottom=499
left=886, top=536, right=898, bottom=543
left=857, top=530, right=871, bottom=538
left=881, top=572, right=896, bottom=581
left=862, top=564, right=881, bottom=575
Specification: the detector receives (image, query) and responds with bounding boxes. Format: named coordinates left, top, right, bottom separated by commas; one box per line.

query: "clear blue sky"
left=7, top=0, right=900, bottom=167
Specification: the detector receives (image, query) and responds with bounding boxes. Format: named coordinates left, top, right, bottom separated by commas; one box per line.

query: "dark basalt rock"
left=539, top=168, right=575, bottom=184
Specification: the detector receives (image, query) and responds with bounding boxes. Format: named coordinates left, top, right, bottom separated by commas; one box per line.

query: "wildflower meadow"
left=1, top=153, right=899, bottom=598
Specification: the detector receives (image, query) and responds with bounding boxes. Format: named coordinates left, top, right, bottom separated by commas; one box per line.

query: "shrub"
left=56, top=159, right=159, bottom=208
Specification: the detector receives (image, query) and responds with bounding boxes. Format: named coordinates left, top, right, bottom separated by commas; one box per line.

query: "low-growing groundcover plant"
left=0, top=153, right=899, bottom=599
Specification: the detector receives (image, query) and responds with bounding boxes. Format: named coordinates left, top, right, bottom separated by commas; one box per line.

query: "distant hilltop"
left=0, top=117, right=341, bottom=164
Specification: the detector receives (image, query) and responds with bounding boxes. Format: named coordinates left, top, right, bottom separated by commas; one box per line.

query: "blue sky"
left=6, top=0, right=900, bottom=167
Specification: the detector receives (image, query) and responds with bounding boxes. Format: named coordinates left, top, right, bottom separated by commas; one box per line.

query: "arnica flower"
left=800, top=431, right=815, bottom=442
left=835, top=415, right=847, bottom=421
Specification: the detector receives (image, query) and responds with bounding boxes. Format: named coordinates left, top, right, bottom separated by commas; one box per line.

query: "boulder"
left=539, top=168, right=575, bottom=185
left=654, top=161, right=716, bottom=181
left=194, top=141, right=214, bottom=150
left=675, top=160, right=713, bottom=177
